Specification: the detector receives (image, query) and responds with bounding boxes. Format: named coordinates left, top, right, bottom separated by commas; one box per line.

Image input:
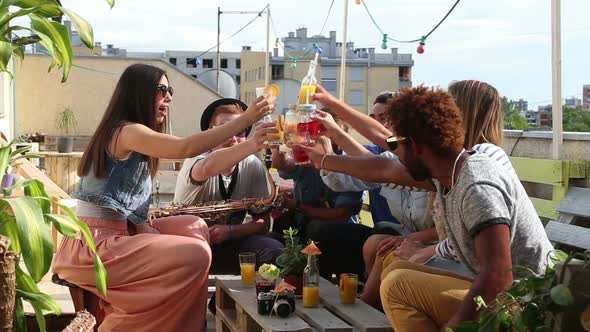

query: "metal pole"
left=551, top=0, right=562, bottom=160
left=265, top=5, right=270, bottom=87
left=217, top=6, right=221, bottom=94
left=339, top=0, right=349, bottom=101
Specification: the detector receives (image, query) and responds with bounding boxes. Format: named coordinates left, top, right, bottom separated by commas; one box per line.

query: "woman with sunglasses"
left=52, top=63, right=275, bottom=331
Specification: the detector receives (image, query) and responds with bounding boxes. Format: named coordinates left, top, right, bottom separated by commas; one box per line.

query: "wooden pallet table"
left=215, top=278, right=392, bottom=332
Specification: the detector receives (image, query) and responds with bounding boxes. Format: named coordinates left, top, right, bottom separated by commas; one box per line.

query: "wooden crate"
left=216, top=278, right=392, bottom=332
left=40, top=152, right=83, bottom=194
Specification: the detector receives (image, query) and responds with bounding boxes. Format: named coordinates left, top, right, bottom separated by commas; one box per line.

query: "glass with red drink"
left=255, top=273, right=276, bottom=295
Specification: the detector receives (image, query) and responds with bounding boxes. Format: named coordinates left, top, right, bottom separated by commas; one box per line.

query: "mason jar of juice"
left=302, top=255, right=320, bottom=308
left=297, top=103, right=322, bottom=142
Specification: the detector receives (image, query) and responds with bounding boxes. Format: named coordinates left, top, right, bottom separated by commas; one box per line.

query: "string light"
left=355, top=0, right=362, bottom=4
left=361, top=0, right=461, bottom=54
left=416, top=36, right=426, bottom=54
left=291, top=58, right=297, bottom=68
left=274, top=37, right=279, bottom=48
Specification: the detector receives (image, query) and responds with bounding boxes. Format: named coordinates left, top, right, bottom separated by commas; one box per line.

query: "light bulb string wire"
left=361, top=0, right=461, bottom=44
left=269, top=0, right=334, bottom=62
left=174, top=4, right=269, bottom=68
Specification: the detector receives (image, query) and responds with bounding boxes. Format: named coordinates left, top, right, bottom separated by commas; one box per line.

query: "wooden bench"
left=216, top=278, right=392, bottom=332
left=510, top=157, right=588, bottom=220
left=545, top=186, right=590, bottom=250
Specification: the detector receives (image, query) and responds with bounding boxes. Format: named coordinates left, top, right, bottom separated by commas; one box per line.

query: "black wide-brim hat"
left=200, top=98, right=250, bottom=136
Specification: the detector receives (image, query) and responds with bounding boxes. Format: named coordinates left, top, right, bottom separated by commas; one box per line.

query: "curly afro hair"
left=387, top=85, right=465, bottom=157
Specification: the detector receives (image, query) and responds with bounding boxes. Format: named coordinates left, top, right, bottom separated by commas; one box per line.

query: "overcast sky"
left=59, top=0, right=589, bottom=110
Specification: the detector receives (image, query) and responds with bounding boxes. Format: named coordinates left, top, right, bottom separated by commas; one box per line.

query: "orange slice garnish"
left=301, top=241, right=322, bottom=255
left=277, top=114, right=284, bottom=132
left=265, top=84, right=280, bottom=97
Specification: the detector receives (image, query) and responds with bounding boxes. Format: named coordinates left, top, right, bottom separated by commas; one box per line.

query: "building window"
left=186, top=58, right=197, bottom=68
left=170, top=57, right=177, bottom=66
left=271, top=65, right=284, bottom=80
left=236, top=75, right=241, bottom=84
left=202, top=59, right=213, bottom=68
left=321, top=79, right=337, bottom=96
left=399, top=67, right=411, bottom=81
left=236, top=59, right=241, bottom=69
left=321, top=66, right=337, bottom=79
left=221, top=58, right=228, bottom=69
left=349, top=90, right=364, bottom=105
left=350, top=67, right=364, bottom=82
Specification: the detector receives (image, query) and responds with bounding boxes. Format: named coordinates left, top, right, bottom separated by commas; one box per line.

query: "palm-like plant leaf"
left=3, top=196, right=53, bottom=282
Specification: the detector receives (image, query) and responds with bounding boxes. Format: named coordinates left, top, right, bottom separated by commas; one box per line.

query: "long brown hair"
left=79, top=63, right=167, bottom=177
left=448, top=80, right=503, bottom=147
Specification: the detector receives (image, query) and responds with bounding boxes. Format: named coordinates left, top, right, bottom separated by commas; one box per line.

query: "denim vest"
left=73, top=152, right=152, bottom=224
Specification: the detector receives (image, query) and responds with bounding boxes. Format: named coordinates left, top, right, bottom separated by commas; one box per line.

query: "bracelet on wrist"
left=320, top=154, right=331, bottom=170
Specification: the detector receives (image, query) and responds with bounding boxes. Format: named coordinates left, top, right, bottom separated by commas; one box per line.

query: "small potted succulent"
left=55, top=106, right=78, bottom=153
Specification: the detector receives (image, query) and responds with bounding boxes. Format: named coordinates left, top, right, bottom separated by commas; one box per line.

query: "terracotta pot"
left=283, top=275, right=303, bottom=296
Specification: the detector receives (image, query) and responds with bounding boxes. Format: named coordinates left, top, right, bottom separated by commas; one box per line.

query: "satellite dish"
left=198, top=69, right=238, bottom=99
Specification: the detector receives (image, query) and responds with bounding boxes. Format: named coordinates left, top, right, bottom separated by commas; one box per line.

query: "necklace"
left=444, top=148, right=466, bottom=197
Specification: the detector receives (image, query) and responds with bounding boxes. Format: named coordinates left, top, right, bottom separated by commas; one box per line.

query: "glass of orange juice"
left=239, top=252, right=256, bottom=286
left=339, top=273, right=358, bottom=304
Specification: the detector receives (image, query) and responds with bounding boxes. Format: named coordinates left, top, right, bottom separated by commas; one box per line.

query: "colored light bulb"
left=274, top=38, right=279, bottom=48
left=381, top=33, right=388, bottom=50
left=416, top=42, right=425, bottom=54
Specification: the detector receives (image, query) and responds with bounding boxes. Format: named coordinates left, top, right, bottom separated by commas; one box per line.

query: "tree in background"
left=503, top=97, right=530, bottom=130
left=563, top=106, right=590, bottom=132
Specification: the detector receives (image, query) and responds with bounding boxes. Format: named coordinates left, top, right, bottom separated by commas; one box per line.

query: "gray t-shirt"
left=173, top=153, right=272, bottom=209
left=434, top=152, right=553, bottom=279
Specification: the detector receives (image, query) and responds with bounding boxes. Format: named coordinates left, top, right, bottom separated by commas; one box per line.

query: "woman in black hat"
left=53, top=63, right=275, bottom=331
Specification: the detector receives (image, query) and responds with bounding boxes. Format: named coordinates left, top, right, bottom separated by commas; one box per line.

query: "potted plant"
left=276, top=228, right=308, bottom=295
left=0, top=140, right=107, bottom=332
left=55, top=107, right=78, bottom=153
left=453, top=250, right=590, bottom=332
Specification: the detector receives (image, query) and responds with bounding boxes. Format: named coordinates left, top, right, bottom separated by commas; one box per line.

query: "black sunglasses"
left=156, top=84, right=174, bottom=98
left=386, top=135, right=406, bottom=151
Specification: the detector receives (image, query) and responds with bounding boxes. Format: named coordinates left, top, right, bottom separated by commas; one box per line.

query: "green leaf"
left=61, top=8, right=93, bottom=49
left=24, top=179, right=51, bottom=215
left=14, top=297, right=27, bottom=332
left=3, top=196, right=53, bottom=282
left=16, top=265, right=41, bottom=293
left=34, top=305, right=47, bottom=332
left=94, top=254, right=107, bottom=295
left=59, top=204, right=107, bottom=294
left=3, top=178, right=34, bottom=196
left=46, top=213, right=79, bottom=238
left=16, top=289, right=62, bottom=315
left=29, top=13, right=73, bottom=82
left=453, top=321, right=480, bottom=332
left=11, top=0, right=62, bottom=17
left=548, top=249, right=568, bottom=265
left=9, top=25, right=59, bottom=70
left=9, top=145, right=31, bottom=158
left=550, top=284, right=574, bottom=306
left=0, top=40, right=12, bottom=73
left=0, top=211, right=20, bottom=253
left=104, top=0, right=115, bottom=8
left=0, top=138, right=11, bottom=174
